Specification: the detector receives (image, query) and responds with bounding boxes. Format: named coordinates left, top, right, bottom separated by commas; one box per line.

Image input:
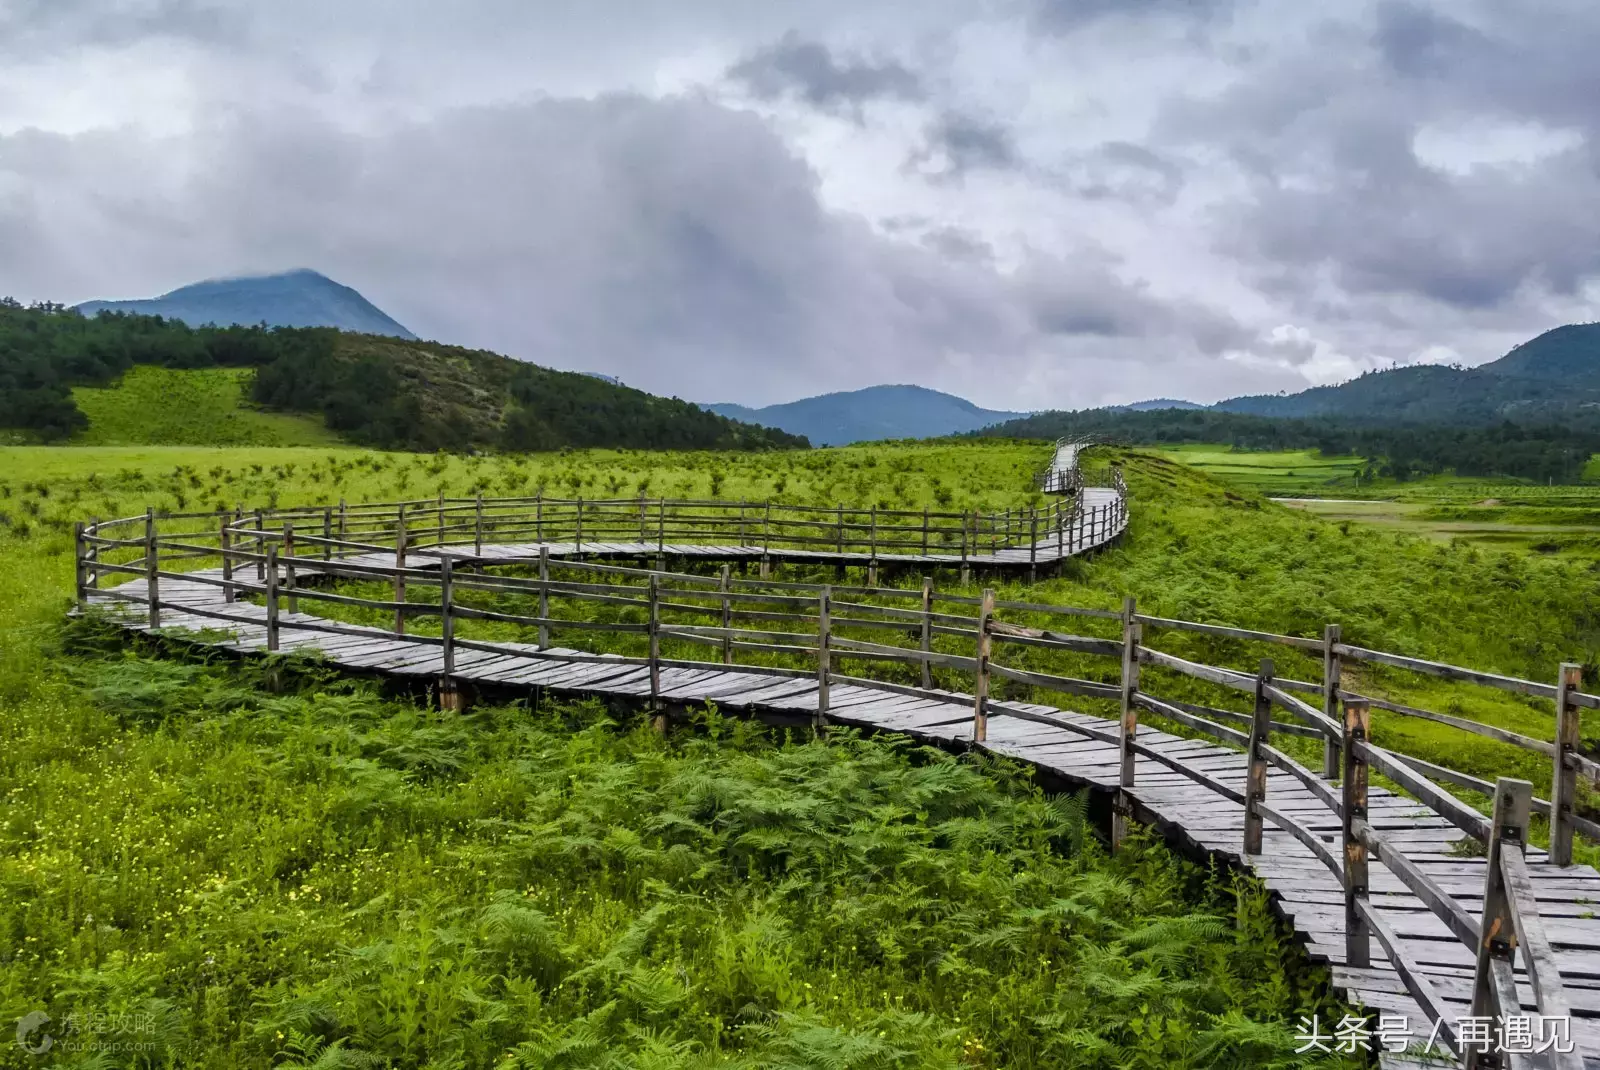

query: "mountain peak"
left=76, top=269, right=416, bottom=340
left=706, top=384, right=1026, bottom=445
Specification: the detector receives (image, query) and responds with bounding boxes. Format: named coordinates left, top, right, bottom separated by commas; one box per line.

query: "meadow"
left=1158, top=443, right=1600, bottom=559
left=71, top=367, right=341, bottom=449
left=1, top=440, right=1396, bottom=1068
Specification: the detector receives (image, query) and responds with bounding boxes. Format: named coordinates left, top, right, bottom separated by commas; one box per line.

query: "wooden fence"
left=73, top=495, right=1596, bottom=1065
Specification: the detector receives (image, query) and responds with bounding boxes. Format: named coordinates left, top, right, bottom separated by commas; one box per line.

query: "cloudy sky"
left=2, top=1, right=1598, bottom=409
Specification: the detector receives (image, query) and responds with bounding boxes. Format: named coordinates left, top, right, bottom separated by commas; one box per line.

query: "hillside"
left=0, top=300, right=806, bottom=452
left=75, top=269, right=417, bottom=339
left=708, top=384, right=1024, bottom=445
left=1212, top=322, right=1600, bottom=422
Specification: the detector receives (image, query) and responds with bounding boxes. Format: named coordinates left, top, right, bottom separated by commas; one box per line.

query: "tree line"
left=977, top=408, right=1600, bottom=483
left=0, top=300, right=807, bottom=452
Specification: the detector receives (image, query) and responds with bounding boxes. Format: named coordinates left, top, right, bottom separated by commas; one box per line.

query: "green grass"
left=71, top=366, right=344, bottom=448
left=0, top=441, right=1377, bottom=1068
left=1159, top=443, right=1600, bottom=559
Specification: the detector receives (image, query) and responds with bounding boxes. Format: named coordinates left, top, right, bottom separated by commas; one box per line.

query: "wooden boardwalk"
left=84, top=567, right=1600, bottom=1068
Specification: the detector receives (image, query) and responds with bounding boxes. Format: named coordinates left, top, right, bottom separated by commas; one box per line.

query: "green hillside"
left=72, top=366, right=342, bottom=447
left=0, top=299, right=807, bottom=452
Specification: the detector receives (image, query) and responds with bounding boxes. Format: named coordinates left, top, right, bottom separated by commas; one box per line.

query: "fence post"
left=219, top=511, right=233, bottom=604
left=960, top=516, right=970, bottom=585
left=719, top=564, right=733, bottom=665
left=973, top=589, right=994, bottom=742
left=338, top=498, right=347, bottom=544
left=1056, top=501, right=1064, bottom=558
left=1029, top=509, right=1038, bottom=582
left=648, top=573, right=663, bottom=731
left=1551, top=663, right=1584, bottom=866
left=536, top=492, right=544, bottom=543
left=1322, top=624, right=1342, bottom=780
left=1113, top=595, right=1140, bottom=849
left=144, top=508, right=160, bottom=629
left=73, top=522, right=88, bottom=611
left=657, top=499, right=666, bottom=570
left=1469, top=778, right=1533, bottom=1070
left=1341, top=697, right=1371, bottom=968
left=394, top=505, right=407, bottom=636
left=475, top=494, right=484, bottom=556
left=88, top=516, right=101, bottom=595
left=836, top=505, right=844, bottom=555
left=869, top=504, right=878, bottom=568
left=1244, top=657, right=1274, bottom=855
left=283, top=522, right=297, bottom=615
left=920, top=576, right=933, bottom=689
left=922, top=507, right=929, bottom=556
left=816, top=586, right=831, bottom=731
left=440, top=556, right=463, bottom=711
left=323, top=506, right=333, bottom=561
left=575, top=497, right=584, bottom=556
left=762, top=502, right=772, bottom=574
left=254, top=508, right=265, bottom=581
left=639, top=491, right=647, bottom=543
left=265, top=545, right=280, bottom=653
left=537, top=545, right=550, bottom=648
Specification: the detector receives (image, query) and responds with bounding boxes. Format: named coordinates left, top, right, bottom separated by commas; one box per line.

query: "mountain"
left=75, top=269, right=417, bottom=339
left=1210, top=322, right=1600, bottom=424
left=1115, top=398, right=1204, bottom=411
left=707, top=385, right=1026, bottom=446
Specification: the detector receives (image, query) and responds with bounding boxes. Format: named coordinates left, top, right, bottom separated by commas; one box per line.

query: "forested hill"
left=0, top=300, right=808, bottom=452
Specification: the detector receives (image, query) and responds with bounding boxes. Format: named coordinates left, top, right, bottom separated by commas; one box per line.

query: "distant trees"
left=977, top=409, right=1600, bottom=483
left=0, top=301, right=808, bottom=453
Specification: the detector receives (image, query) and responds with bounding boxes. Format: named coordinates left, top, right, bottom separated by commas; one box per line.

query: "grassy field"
left=2, top=441, right=1392, bottom=1068
left=1159, top=443, right=1600, bottom=558
left=71, top=366, right=342, bottom=448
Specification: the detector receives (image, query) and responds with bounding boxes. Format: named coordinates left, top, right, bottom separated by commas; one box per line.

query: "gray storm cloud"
left=2, top=0, right=1598, bottom=408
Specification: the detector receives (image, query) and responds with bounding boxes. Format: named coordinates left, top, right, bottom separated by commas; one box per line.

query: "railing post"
left=869, top=504, right=877, bottom=561
left=1244, top=657, right=1274, bottom=855
left=265, top=544, right=280, bottom=652
left=145, top=508, right=160, bottom=629
left=73, top=522, right=88, bottom=612
left=816, top=586, right=831, bottom=731
left=657, top=498, right=666, bottom=570
left=575, top=497, right=584, bottom=555
left=1056, top=501, right=1064, bottom=558
left=639, top=491, right=647, bottom=543
left=1029, top=509, right=1038, bottom=582
left=254, top=508, right=265, bottom=581
left=922, top=507, right=929, bottom=556
left=536, top=492, right=544, bottom=543
left=836, top=505, right=844, bottom=555
left=1341, top=697, right=1371, bottom=968
left=1322, top=624, right=1342, bottom=780
left=440, top=556, right=462, bottom=711
left=283, top=522, right=297, bottom=615
left=1113, top=594, right=1140, bottom=849
left=973, top=588, right=993, bottom=743
left=322, top=506, right=333, bottom=561
left=719, top=563, right=732, bottom=665
left=1468, top=778, right=1533, bottom=1070
left=960, top=516, right=970, bottom=585
left=537, top=545, right=550, bottom=648
left=762, top=501, right=772, bottom=573
left=648, top=573, right=663, bottom=731
left=475, top=493, right=484, bottom=556
left=394, top=505, right=407, bottom=636
left=1551, top=663, right=1584, bottom=866
left=337, top=498, right=347, bottom=544
left=920, top=575, right=933, bottom=690
left=436, top=491, right=445, bottom=547
left=88, top=515, right=101, bottom=595
left=219, top=514, right=234, bottom=603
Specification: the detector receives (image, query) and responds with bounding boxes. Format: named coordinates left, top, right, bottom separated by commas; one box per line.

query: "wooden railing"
left=74, top=493, right=1594, bottom=1064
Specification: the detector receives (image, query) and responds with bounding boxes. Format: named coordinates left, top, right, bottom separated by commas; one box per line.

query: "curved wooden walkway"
left=73, top=444, right=1600, bottom=1068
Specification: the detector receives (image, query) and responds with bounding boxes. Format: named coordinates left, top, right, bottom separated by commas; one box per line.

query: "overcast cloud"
left=1, top=0, right=1597, bottom=408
